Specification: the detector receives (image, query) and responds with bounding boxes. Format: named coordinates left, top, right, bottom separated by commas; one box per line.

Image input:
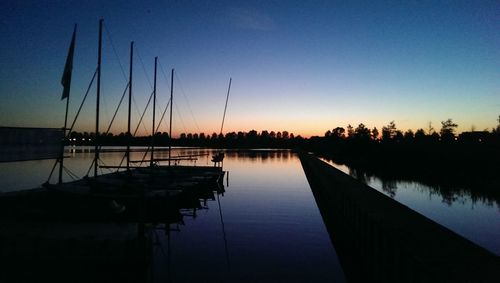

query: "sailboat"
left=43, top=20, right=225, bottom=221
left=128, top=67, right=226, bottom=183
left=211, top=78, right=232, bottom=167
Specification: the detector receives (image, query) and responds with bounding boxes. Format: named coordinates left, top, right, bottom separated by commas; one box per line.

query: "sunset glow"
left=1, top=1, right=498, bottom=137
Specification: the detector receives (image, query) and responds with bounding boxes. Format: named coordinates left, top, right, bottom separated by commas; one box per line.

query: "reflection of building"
left=0, top=127, right=63, bottom=162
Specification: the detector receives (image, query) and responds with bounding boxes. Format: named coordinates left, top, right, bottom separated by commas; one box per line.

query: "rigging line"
left=156, top=98, right=171, bottom=133
left=53, top=69, right=96, bottom=183
left=174, top=100, right=188, bottom=135
left=47, top=159, right=59, bottom=182
left=63, top=167, right=78, bottom=181
left=157, top=60, right=173, bottom=133
left=101, top=86, right=111, bottom=128
left=158, top=59, right=172, bottom=93
left=93, top=83, right=128, bottom=170
left=103, top=23, right=128, bottom=82
left=62, top=168, right=75, bottom=181
left=133, top=90, right=154, bottom=136
left=139, top=147, right=151, bottom=166
left=175, top=71, right=201, bottom=133
left=86, top=158, right=95, bottom=177
left=65, top=166, right=79, bottom=180
left=104, top=82, right=129, bottom=135
left=135, top=46, right=153, bottom=91
left=132, top=95, right=149, bottom=135
left=67, top=69, right=97, bottom=136
left=116, top=154, right=126, bottom=173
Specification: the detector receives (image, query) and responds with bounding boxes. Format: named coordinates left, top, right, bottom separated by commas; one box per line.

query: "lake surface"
left=323, top=159, right=500, bottom=256
left=0, top=147, right=345, bottom=282
left=2, top=146, right=498, bottom=281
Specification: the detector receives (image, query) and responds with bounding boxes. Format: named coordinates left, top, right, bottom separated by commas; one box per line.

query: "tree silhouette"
left=371, top=127, right=379, bottom=140
left=382, top=121, right=397, bottom=141
left=440, top=119, right=458, bottom=141
left=332, top=127, right=345, bottom=139
left=494, top=115, right=500, bottom=134
left=347, top=124, right=354, bottom=139
left=354, top=123, right=371, bottom=141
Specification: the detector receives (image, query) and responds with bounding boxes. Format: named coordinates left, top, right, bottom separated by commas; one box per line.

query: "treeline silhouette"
left=67, top=129, right=303, bottom=148
left=65, top=117, right=500, bottom=202
left=308, top=118, right=500, bottom=201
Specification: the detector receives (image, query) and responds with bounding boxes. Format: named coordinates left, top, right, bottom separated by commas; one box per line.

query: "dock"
left=299, top=152, right=500, bottom=282
left=0, top=165, right=226, bottom=282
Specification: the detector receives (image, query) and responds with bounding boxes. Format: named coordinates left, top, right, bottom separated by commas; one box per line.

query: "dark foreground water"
left=0, top=147, right=345, bottom=282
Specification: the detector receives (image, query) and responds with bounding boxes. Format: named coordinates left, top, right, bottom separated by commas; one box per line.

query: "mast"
left=94, top=19, right=103, bottom=177
left=168, top=68, right=174, bottom=166
left=150, top=57, right=157, bottom=167
left=220, top=77, right=232, bottom=135
left=127, top=41, right=134, bottom=171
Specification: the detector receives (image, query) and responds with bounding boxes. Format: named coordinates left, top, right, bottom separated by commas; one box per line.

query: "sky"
left=1, top=0, right=499, bottom=137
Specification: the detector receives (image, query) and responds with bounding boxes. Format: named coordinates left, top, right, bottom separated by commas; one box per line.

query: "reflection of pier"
left=299, top=153, right=500, bottom=282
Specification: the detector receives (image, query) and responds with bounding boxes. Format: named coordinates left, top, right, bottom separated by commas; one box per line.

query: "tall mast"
left=94, top=19, right=103, bottom=177
left=220, top=77, right=232, bottom=135
left=127, top=41, right=134, bottom=171
left=168, top=68, right=174, bottom=166
left=150, top=57, right=157, bottom=167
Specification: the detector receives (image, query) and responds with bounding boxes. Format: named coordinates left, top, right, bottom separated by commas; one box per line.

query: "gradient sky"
left=1, top=0, right=499, bottom=137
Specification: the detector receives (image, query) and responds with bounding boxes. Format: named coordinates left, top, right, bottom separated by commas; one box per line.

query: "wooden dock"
left=0, top=165, right=226, bottom=282
left=299, top=152, right=500, bottom=282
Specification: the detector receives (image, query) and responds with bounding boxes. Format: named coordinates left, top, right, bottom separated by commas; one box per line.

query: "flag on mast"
left=61, top=25, right=76, bottom=100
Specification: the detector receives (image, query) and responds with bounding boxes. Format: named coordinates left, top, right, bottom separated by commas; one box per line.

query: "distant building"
left=458, top=131, right=490, bottom=143
left=0, top=127, right=63, bottom=162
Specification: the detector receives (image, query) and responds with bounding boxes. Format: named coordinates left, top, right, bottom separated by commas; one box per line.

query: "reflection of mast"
left=217, top=187, right=231, bottom=273
left=166, top=223, right=171, bottom=283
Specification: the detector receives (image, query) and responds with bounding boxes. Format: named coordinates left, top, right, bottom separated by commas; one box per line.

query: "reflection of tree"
left=440, top=189, right=458, bottom=206
left=382, top=180, right=397, bottom=198
left=349, top=168, right=368, bottom=184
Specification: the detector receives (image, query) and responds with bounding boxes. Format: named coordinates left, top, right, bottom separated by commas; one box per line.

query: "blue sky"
left=1, top=0, right=499, bottom=137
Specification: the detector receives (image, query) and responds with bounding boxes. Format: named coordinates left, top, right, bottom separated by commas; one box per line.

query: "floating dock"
left=299, top=152, right=500, bottom=282
left=0, top=164, right=226, bottom=282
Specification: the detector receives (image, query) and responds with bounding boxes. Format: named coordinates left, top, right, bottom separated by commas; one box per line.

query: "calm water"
left=323, top=159, right=500, bottom=256
left=2, top=147, right=498, bottom=280
left=0, top=147, right=345, bottom=282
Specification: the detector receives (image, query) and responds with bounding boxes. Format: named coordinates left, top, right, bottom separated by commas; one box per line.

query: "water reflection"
left=324, top=157, right=500, bottom=207
left=321, top=157, right=500, bottom=256
left=0, top=148, right=344, bottom=282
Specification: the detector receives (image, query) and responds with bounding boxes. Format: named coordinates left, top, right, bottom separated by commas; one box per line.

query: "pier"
left=299, top=152, right=500, bottom=282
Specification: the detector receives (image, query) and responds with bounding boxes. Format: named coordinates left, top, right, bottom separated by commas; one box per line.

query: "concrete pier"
left=299, top=153, right=500, bottom=282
